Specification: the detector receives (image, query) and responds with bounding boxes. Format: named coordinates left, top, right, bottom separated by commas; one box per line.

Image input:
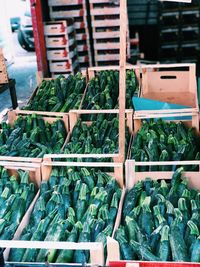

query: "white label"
left=126, top=263, right=140, bottom=267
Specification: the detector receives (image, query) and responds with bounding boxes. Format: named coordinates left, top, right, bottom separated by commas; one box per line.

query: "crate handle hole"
left=160, top=75, right=177, bottom=79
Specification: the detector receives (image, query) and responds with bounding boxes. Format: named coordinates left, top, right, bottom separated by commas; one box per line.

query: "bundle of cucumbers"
left=63, top=114, right=130, bottom=159
left=116, top=168, right=200, bottom=262
left=24, top=73, right=86, bottom=112
left=0, top=167, right=36, bottom=240
left=9, top=167, right=122, bottom=263
left=0, top=114, right=67, bottom=157
left=82, top=70, right=137, bottom=110
left=130, top=119, right=200, bottom=171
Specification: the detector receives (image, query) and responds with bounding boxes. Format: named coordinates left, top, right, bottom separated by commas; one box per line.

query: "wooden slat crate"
left=77, top=44, right=89, bottom=52
left=49, top=59, right=79, bottom=73
left=0, top=160, right=41, bottom=188
left=45, top=35, right=75, bottom=48
left=0, top=110, right=69, bottom=163
left=2, top=159, right=125, bottom=265
left=43, top=20, right=74, bottom=36
left=0, top=49, right=8, bottom=84
left=0, top=160, right=41, bottom=260
left=46, top=49, right=76, bottom=61
left=107, top=161, right=200, bottom=266
left=76, top=32, right=87, bottom=41
left=68, top=109, right=133, bottom=158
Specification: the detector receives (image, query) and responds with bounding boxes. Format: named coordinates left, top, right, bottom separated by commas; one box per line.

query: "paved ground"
left=0, top=32, right=37, bottom=120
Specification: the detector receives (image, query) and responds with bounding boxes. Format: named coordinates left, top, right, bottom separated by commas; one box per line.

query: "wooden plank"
left=90, top=7, right=120, bottom=16
left=48, top=0, right=84, bottom=6
left=50, top=9, right=84, bottom=18
left=92, top=19, right=120, bottom=27
left=93, top=31, right=120, bottom=39
left=118, top=0, right=127, bottom=163
left=95, top=54, right=119, bottom=61
left=42, top=158, right=124, bottom=189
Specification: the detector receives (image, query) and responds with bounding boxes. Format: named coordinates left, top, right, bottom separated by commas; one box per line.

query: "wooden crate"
left=0, top=49, right=8, bottom=84
left=44, top=21, right=74, bottom=36
left=127, top=110, right=200, bottom=161
left=0, top=159, right=41, bottom=188
left=47, top=49, right=76, bottom=61
left=45, top=35, right=75, bottom=48
left=126, top=159, right=200, bottom=190
left=48, top=109, right=133, bottom=163
left=106, top=160, right=200, bottom=265
left=0, top=160, right=41, bottom=259
left=139, top=63, right=199, bottom=111
left=88, top=63, right=199, bottom=115
left=2, top=160, right=124, bottom=265
left=9, top=109, right=69, bottom=132
left=49, top=58, right=79, bottom=73
left=0, top=110, right=69, bottom=163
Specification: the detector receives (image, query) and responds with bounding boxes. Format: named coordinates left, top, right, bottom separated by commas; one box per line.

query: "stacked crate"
left=158, top=1, right=200, bottom=63
left=89, top=0, right=130, bottom=66
left=0, top=48, right=8, bottom=84
left=44, top=20, right=79, bottom=78
left=48, top=0, right=92, bottom=70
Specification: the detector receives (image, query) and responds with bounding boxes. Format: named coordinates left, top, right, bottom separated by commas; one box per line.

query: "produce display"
left=63, top=115, right=130, bottom=158
left=9, top=167, right=122, bottom=263
left=0, top=167, right=36, bottom=240
left=130, top=119, right=200, bottom=171
left=116, top=168, right=200, bottom=262
left=0, top=114, right=67, bottom=157
left=24, top=73, right=86, bottom=112
left=82, top=70, right=137, bottom=110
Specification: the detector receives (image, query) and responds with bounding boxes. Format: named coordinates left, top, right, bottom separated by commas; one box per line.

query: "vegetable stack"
left=116, top=168, right=200, bottom=262
left=24, top=73, right=86, bottom=112
left=82, top=70, right=137, bottom=111
left=131, top=119, right=200, bottom=171
left=63, top=114, right=130, bottom=159
left=0, top=167, right=36, bottom=240
left=0, top=114, right=67, bottom=157
left=9, top=167, right=122, bottom=263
